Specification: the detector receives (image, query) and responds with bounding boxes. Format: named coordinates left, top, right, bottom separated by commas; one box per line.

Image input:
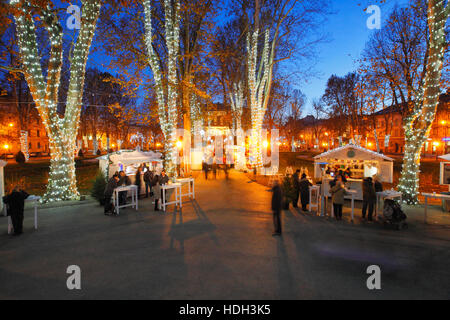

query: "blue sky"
left=299, top=0, right=408, bottom=114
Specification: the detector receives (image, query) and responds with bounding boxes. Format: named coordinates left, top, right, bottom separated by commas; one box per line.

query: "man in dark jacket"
left=292, top=170, right=300, bottom=208
left=143, top=168, right=154, bottom=198
left=299, top=173, right=312, bottom=211
left=362, top=177, right=376, bottom=221
left=104, top=174, right=119, bottom=215
left=3, top=186, right=29, bottom=235
left=159, top=170, right=169, bottom=185
left=271, top=180, right=283, bottom=236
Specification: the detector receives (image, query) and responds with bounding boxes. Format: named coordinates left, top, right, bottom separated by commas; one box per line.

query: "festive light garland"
left=19, top=130, right=29, bottom=161
left=398, top=0, right=449, bottom=205
left=143, top=0, right=180, bottom=177
left=11, top=0, right=101, bottom=202
left=247, top=28, right=271, bottom=169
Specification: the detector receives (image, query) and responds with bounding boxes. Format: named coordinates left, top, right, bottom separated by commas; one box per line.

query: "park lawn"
left=4, top=159, right=99, bottom=196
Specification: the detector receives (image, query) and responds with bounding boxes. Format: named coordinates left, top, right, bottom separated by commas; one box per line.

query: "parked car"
left=29, top=152, right=37, bottom=157
left=1, top=153, right=14, bottom=160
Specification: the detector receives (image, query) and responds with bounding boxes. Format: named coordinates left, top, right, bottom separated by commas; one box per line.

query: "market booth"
left=439, top=154, right=450, bottom=188
left=98, top=150, right=163, bottom=195
left=314, top=144, right=394, bottom=200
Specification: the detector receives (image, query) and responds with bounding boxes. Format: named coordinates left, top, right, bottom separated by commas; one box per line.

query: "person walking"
left=271, top=179, right=283, bottom=236
left=135, top=166, right=142, bottom=199
left=3, top=185, right=29, bottom=235
left=153, top=175, right=161, bottom=211
left=104, top=174, right=120, bottom=215
left=144, top=168, right=154, bottom=198
left=202, top=161, right=208, bottom=180
left=292, top=170, right=300, bottom=208
left=299, top=173, right=312, bottom=211
left=212, top=160, right=217, bottom=179
left=362, top=177, right=376, bottom=221
left=330, top=176, right=348, bottom=221
left=373, top=175, right=383, bottom=192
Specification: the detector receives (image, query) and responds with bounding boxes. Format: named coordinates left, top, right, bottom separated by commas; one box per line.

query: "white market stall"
left=314, top=144, right=394, bottom=200
left=97, top=150, right=163, bottom=195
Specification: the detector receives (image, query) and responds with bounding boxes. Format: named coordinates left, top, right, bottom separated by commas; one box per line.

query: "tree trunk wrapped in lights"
left=247, top=28, right=271, bottom=168
left=11, top=0, right=101, bottom=202
left=229, top=81, right=244, bottom=136
left=398, top=0, right=450, bottom=204
left=143, top=0, right=180, bottom=177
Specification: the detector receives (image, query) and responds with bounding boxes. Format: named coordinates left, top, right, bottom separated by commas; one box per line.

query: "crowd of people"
left=103, top=164, right=170, bottom=216
left=271, top=168, right=385, bottom=235
left=202, top=161, right=230, bottom=180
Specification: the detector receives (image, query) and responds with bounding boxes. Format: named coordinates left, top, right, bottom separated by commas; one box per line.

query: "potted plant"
left=281, top=175, right=296, bottom=210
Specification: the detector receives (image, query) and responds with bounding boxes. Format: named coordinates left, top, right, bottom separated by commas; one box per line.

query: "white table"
left=422, top=192, right=450, bottom=223
left=113, top=185, right=138, bottom=215
left=376, top=190, right=403, bottom=215
left=161, top=183, right=182, bottom=212
left=7, top=195, right=40, bottom=234
left=176, top=178, right=195, bottom=200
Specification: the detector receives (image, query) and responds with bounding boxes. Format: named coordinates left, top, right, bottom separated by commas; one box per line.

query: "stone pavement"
left=0, top=170, right=449, bottom=299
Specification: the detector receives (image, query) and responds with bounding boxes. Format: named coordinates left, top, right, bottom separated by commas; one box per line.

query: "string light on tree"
left=398, top=0, right=450, bottom=204
left=11, top=0, right=102, bottom=202
left=143, top=0, right=180, bottom=177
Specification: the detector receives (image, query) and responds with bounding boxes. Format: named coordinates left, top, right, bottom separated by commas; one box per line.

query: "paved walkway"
left=0, top=170, right=450, bottom=299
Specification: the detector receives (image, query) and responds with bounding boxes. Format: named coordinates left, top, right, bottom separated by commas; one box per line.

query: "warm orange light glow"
left=3, top=144, right=9, bottom=150
left=433, top=141, right=440, bottom=147
left=368, top=142, right=373, bottom=147
left=441, top=120, right=447, bottom=125
left=8, top=123, right=13, bottom=127
left=322, top=142, right=328, bottom=147
left=111, top=144, right=115, bottom=147
left=176, top=140, right=182, bottom=149
left=325, top=132, right=329, bottom=136
left=156, top=142, right=162, bottom=147
left=263, top=140, right=269, bottom=148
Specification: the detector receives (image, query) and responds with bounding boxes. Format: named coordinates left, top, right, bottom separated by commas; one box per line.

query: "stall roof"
left=97, top=150, right=162, bottom=165
left=314, top=144, right=393, bottom=161
left=439, top=154, right=450, bottom=161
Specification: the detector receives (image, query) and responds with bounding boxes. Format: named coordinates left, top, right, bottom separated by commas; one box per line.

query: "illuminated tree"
left=143, top=0, right=180, bottom=176
left=10, top=0, right=102, bottom=202
left=398, top=0, right=450, bottom=204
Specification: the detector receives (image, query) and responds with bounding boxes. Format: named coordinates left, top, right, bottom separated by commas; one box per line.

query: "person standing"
left=271, top=179, right=283, bottom=236
left=159, top=170, right=169, bottom=185
left=135, top=166, right=142, bottom=199
left=362, top=177, right=376, bottom=221
left=202, top=161, right=208, bottom=180
left=373, top=175, right=383, bottom=192
left=3, top=185, right=29, bottom=235
left=153, top=175, right=161, bottom=211
left=330, top=176, right=348, bottom=221
left=299, top=173, right=312, bottom=211
left=104, top=174, right=119, bottom=215
left=212, top=160, right=217, bottom=179
left=292, top=170, right=300, bottom=208
left=144, top=168, right=154, bottom=198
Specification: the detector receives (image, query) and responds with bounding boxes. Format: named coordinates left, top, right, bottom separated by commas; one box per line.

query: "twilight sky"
left=299, top=0, right=409, bottom=114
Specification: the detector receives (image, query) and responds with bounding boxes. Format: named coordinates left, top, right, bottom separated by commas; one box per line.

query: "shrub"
left=15, top=151, right=26, bottom=164
left=91, top=170, right=107, bottom=205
